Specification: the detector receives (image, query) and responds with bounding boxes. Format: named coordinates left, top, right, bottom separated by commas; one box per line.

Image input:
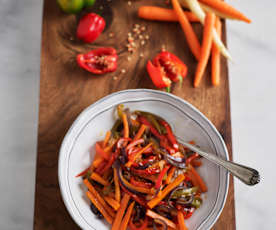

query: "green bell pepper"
left=57, top=0, right=96, bottom=14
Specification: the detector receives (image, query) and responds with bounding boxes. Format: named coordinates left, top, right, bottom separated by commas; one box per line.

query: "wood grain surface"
left=34, top=0, right=235, bottom=229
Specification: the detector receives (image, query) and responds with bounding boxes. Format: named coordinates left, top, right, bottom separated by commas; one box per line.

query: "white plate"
left=59, top=89, right=229, bottom=230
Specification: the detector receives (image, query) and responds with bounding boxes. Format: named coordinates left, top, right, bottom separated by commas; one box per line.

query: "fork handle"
left=182, top=142, right=260, bottom=186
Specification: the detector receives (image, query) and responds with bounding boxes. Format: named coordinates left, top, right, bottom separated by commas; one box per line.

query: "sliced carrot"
left=211, top=17, right=222, bottom=86
left=133, top=124, right=147, bottom=141
left=113, top=168, right=121, bottom=203
left=86, top=191, right=113, bottom=224
left=111, top=193, right=131, bottom=230
left=189, top=165, right=208, bottom=192
left=121, top=201, right=135, bottom=230
left=146, top=209, right=177, bottom=229
left=90, top=172, right=109, bottom=186
left=122, top=113, right=129, bottom=138
left=194, top=12, right=216, bottom=87
left=138, top=6, right=199, bottom=22
left=165, top=166, right=176, bottom=184
left=177, top=210, right=188, bottom=230
left=125, top=143, right=153, bottom=168
left=199, top=0, right=251, bottom=23
left=95, top=142, right=110, bottom=160
left=83, top=179, right=115, bottom=218
left=147, top=174, right=185, bottom=209
left=172, top=0, right=201, bottom=60
left=103, top=130, right=111, bottom=148
left=104, top=196, right=121, bottom=211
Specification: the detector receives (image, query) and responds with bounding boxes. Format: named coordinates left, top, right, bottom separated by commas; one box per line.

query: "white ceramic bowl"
left=59, top=89, right=229, bottom=230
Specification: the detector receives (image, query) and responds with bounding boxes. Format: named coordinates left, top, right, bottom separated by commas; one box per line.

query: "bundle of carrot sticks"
left=138, top=0, right=251, bottom=87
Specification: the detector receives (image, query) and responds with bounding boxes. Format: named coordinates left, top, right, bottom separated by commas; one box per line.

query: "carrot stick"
left=165, top=166, right=176, bottom=184
left=146, top=210, right=177, bottom=229
left=121, top=201, right=135, bottom=230
left=113, top=168, right=121, bottom=203
left=103, top=131, right=111, bottom=148
left=172, top=0, right=201, bottom=60
left=138, top=6, right=199, bottom=22
left=189, top=165, right=208, bottom=192
left=111, top=194, right=131, bottom=230
left=83, top=179, right=116, bottom=218
left=211, top=17, right=222, bottom=86
left=86, top=191, right=113, bottom=224
left=122, top=113, right=129, bottom=138
left=147, top=174, right=185, bottom=209
left=126, top=143, right=153, bottom=168
left=90, top=172, right=109, bottom=186
left=199, top=0, right=251, bottom=23
left=93, top=157, right=104, bottom=168
left=177, top=210, right=188, bottom=230
left=133, top=124, right=147, bottom=141
left=194, top=12, right=216, bottom=87
left=104, top=196, right=121, bottom=211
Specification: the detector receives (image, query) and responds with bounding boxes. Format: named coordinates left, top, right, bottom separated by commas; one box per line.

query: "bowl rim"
left=58, top=89, right=229, bottom=230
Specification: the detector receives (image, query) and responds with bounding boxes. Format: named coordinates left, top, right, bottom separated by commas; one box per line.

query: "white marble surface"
left=0, top=0, right=275, bottom=229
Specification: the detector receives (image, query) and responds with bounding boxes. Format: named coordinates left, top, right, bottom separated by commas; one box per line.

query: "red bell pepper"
left=131, top=167, right=160, bottom=175
left=95, top=142, right=110, bottom=160
left=77, top=47, right=118, bottom=74
left=155, top=165, right=170, bottom=189
left=138, top=116, right=165, bottom=140
left=186, top=153, right=200, bottom=165
left=147, top=51, right=188, bottom=91
left=77, top=13, right=105, bottom=43
left=130, top=177, right=153, bottom=189
left=97, top=150, right=119, bottom=175
left=160, top=138, right=175, bottom=155
left=160, top=120, right=179, bottom=150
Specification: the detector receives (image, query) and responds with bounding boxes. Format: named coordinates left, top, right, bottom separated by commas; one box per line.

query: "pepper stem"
left=166, top=86, right=171, bottom=93
left=178, top=75, right=183, bottom=87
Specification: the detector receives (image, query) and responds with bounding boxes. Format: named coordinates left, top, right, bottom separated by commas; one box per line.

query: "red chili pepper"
left=130, top=177, right=153, bottom=189
left=153, top=51, right=187, bottom=83
left=129, top=216, right=148, bottom=230
left=75, top=166, right=90, bottom=178
left=138, top=116, right=165, bottom=140
left=77, top=47, right=118, bottom=74
left=155, top=165, right=170, bottom=189
left=186, top=153, right=200, bottom=165
left=146, top=60, right=172, bottom=90
left=160, top=120, right=179, bottom=150
left=77, top=13, right=105, bottom=43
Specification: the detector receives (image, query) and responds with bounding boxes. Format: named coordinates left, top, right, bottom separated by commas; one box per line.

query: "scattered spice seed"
left=140, top=53, right=144, bottom=58
left=127, top=56, right=132, bottom=61
left=128, top=1, right=132, bottom=6
left=145, top=35, right=149, bottom=40
left=99, top=5, right=104, bottom=10
left=141, top=26, right=146, bottom=31
left=109, top=32, right=114, bottom=38
left=139, top=35, right=143, bottom=40
left=121, top=69, right=126, bottom=74
left=141, top=40, right=145, bottom=46
left=113, top=76, right=118, bottom=80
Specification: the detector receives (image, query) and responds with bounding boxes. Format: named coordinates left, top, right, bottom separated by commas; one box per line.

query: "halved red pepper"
left=77, top=47, right=118, bottom=74
left=153, top=51, right=187, bottom=82
left=147, top=51, right=188, bottom=91
left=147, top=60, right=172, bottom=90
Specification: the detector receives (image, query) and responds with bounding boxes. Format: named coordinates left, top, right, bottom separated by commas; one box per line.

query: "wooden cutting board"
left=34, top=0, right=235, bottom=229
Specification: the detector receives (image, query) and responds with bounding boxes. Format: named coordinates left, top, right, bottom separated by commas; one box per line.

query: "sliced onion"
left=166, top=157, right=186, bottom=169
left=176, top=195, right=194, bottom=205
left=153, top=218, right=168, bottom=230
left=166, top=153, right=185, bottom=163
